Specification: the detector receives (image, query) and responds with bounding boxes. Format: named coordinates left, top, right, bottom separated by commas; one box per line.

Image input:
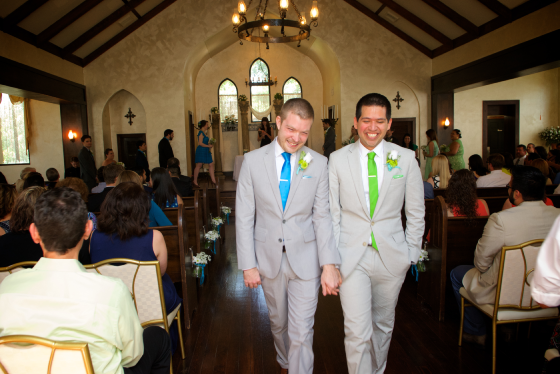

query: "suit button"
left=278, top=239, right=282, bottom=243
left=283, top=220, right=286, bottom=224
left=363, top=242, right=367, bottom=246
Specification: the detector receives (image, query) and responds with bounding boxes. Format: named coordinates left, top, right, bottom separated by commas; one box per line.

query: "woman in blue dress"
left=193, top=120, right=216, bottom=187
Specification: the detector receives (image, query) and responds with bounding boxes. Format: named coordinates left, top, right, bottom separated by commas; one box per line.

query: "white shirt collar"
left=358, top=139, right=384, bottom=160
left=275, top=137, right=297, bottom=158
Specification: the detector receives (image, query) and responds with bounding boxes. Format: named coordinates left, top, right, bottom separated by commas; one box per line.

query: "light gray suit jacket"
left=329, top=141, right=425, bottom=278
left=236, top=142, right=341, bottom=280
left=463, top=201, right=560, bottom=304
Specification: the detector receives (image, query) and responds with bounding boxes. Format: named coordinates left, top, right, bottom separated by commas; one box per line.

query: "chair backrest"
left=0, top=335, right=94, bottom=374
left=0, top=262, right=38, bottom=285
left=84, top=259, right=168, bottom=329
left=495, top=239, right=544, bottom=311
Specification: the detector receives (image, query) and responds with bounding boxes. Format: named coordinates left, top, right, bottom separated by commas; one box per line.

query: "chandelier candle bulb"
left=263, top=24, right=269, bottom=32
left=311, top=0, right=319, bottom=20
left=238, top=0, right=246, bottom=15
left=232, top=13, right=240, bottom=26
left=280, top=0, right=289, bottom=10
left=300, top=13, right=306, bottom=25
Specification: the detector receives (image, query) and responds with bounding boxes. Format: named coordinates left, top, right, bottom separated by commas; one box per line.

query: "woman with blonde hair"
left=0, top=184, right=17, bottom=236
left=117, top=170, right=172, bottom=227
left=427, top=154, right=451, bottom=189
left=56, top=177, right=98, bottom=230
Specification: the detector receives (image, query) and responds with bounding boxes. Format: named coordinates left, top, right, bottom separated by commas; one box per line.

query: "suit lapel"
left=264, top=143, right=284, bottom=213
left=348, top=142, right=370, bottom=218
left=283, top=148, right=304, bottom=213
left=374, top=141, right=395, bottom=220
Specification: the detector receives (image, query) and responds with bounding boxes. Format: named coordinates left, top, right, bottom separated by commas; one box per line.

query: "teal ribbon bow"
left=386, top=163, right=402, bottom=172
left=411, top=265, right=419, bottom=282
left=196, top=264, right=206, bottom=284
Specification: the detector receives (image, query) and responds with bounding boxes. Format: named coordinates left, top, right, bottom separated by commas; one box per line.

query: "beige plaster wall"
left=432, top=2, right=560, bottom=76
left=195, top=42, right=323, bottom=171
left=2, top=100, right=64, bottom=183
left=83, top=0, right=432, bottom=175
left=0, top=32, right=84, bottom=85
left=455, top=68, right=559, bottom=161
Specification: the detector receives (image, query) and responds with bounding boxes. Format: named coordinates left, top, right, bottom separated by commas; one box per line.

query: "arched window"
left=0, top=93, right=29, bottom=165
left=283, top=77, right=302, bottom=101
left=250, top=58, right=270, bottom=122
left=218, top=79, right=238, bottom=123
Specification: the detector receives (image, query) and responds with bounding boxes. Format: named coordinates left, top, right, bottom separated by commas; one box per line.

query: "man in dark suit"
left=322, top=120, right=336, bottom=159
left=158, top=129, right=174, bottom=168
left=166, top=157, right=191, bottom=185
left=168, top=165, right=193, bottom=197
left=134, top=169, right=153, bottom=196
left=135, top=140, right=150, bottom=182
left=78, top=135, right=97, bottom=191
left=87, top=164, right=124, bottom=212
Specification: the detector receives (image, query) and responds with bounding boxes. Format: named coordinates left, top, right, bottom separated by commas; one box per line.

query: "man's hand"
left=321, top=264, right=342, bottom=296
left=244, top=267, right=261, bottom=289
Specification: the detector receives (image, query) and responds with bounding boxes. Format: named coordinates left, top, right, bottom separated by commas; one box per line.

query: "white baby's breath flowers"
left=193, top=252, right=211, bottom=265
left=205, top=230, right=220, bottom=241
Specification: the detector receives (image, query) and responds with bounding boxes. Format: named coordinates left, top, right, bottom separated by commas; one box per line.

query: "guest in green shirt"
left=441, top=129, right=465, bottom=171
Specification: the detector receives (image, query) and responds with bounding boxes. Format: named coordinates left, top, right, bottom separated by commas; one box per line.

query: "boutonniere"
left=386, top=150, right=401, bottom=172
left=297, top=151, right=313, bottom=175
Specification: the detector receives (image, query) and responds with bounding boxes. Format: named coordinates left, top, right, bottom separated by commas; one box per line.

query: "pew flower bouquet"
left=417, top=249, right=429, bottom=272
left=211, top=217, right=223, bottom=228
left=222, top=206, right=232, bottom=224
left=193, top=252, right=211, bottom=284
left=205, top=230, right=220, bottom=254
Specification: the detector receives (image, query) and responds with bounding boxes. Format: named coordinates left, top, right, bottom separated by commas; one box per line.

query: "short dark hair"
left=355, top=93, right=391, bottom=121
left=510, top=166, right=545, bottom=201
left=280, top=98, right=314, bottom=122
left=104, top=148, right=113, bottom=157
left=97, top=182, right=150, bottom=241
left=34, top=188, right=88, bottom=254
left=103, top=164, right=124, bottom=184
left=151, top=167, right=178, bottom=209
left=517, top=144, right=527, bottom=152
left=198, top=120, right=208, bottom=129
left=136, top=140, right=146, bottom=148
left=71, top=156, right=79, bottom=163
left=168, top=166, right=180, bottom=176
left=487, top=153, right=505, bottom=169
left=23, top=172, right=45, bottom=189
left=97, top=166, right=105, bottom=183
left=167, top=157, right=180, bottom=168
left=46, top=168, right=59, bottom=182
left=164, top=129, right=174, bottom=137
left=81, top=135, right=91, bottom=142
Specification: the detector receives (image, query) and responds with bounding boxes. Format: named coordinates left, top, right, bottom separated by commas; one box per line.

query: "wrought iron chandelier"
left=232, top=0, right=319, bottom=49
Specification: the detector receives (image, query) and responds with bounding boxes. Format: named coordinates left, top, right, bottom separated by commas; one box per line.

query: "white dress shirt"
left=513, top=155, right=526, bottom=166
left=275, top=137, right=297, bottom=181
left=532, top=215, right=560, bottom=307
left=476, top=169, right=511, bottom=188
left=359, top=140, right=385, bottom=245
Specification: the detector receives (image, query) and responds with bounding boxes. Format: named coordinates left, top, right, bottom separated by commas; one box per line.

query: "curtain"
left=249, top=104, right=272, bottom=118
left=8, top=95, right=32, bottom=154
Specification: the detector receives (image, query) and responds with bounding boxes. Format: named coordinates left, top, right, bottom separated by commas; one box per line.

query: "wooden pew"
left=434, top=187, right=508, bottom=198
left=164, top=193, right=203, bottom=254
left=417, top=196, right=489, bottom=321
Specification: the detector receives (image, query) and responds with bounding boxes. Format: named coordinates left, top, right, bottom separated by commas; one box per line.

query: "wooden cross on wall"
left=393, top=92, right=404, bottom=110
left=125, top=108, right=136, bottom=126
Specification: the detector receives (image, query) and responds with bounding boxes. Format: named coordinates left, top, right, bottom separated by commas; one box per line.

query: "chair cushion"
left=460, top=287, right=559, bottom=321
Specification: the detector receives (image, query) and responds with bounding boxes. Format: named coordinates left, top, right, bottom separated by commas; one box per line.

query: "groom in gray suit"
left=329, top=93, right=424, bottom=373
left=236, top=98, right=342, bottom=374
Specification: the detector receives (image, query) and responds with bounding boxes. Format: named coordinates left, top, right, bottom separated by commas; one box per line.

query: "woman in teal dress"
left=193, top=120, right=216, bottom=187
left=441, top=129, right=466, bottom=172
left=423, top=129, right=439, bottom=181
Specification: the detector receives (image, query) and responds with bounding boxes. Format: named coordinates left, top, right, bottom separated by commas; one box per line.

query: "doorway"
left=117, top=133, right=146, bottom=170
left=483, top=101, right=519, bottom=161
left=390, top=117, right=417, bottom=148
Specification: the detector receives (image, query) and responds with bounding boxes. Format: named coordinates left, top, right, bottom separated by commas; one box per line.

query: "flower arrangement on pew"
left=411, top=241, right=429, bottom=282
left=205, top=229, right=220, bottom=254
left=221, top=205, right=232, bottom=224
left=193, top=251, right=211, bottom=284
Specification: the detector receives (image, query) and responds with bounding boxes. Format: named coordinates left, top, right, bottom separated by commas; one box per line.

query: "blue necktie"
left=279, top=152, right=291, bottom=210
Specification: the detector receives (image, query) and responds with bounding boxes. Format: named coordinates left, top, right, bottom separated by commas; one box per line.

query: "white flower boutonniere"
left=297, top=151, right=313, bottom=175
left=386, top=150, right=401, bottom=172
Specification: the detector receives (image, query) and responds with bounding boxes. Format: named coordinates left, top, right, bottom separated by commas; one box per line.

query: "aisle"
left=173, top=223, right=554, bottom=374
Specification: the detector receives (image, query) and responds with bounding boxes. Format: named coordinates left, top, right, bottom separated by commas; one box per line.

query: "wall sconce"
left=443, top=117, right=450, bottom=128
left=68, top=130, right=77, bottom=142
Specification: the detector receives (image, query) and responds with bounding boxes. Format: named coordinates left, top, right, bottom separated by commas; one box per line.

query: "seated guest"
left=45, top=168, right=59, bottom=190
left=468, top=154, right=488, bottom=180
left=0, top=184, right=17, bottom=236
left=527, top=143, right=535, bottom=154
left=524, top=152, right=542, bottom=166
left=117, top=171, right=171, bottom=227
left=513, top=144, right=527, bottom=165
left=64, top=157, right=80, bottom=178
left=91, top=166, right=106, bottom=193
left=56, top=177, right=98, bottom=230
left=532, top=159, right=553, bottom=185
left=503, top=165, right=554, bottom=210
left=23, top=172, right=45, bottom=189
left=501, top=152, right=514, bottom=175
left=134, top=169, right=153, bottom=194
left=167, top=157, right=191, bottom=184
left=423, top=181, right=434, bottom=199
left=0, top=172, right=7, bottom=184
left=547, top=149, right=560, bottom=173
left=90, top=182, right=181, bottom=352
left=168, top=165, right=193, bottom=197
left=535, top=146, right=549, bottom=161
left=151, top=167, right=179, bottom=209
left=102, top=148, right=117, bottom=167
left=16, top=167, right=36, bottom=193
left=0, top=188, right=171, bottom=374
left=87, top=163, right=124, bottom=212
left=427, top=155, right=451, bottom=189
left=446, top=170, right=489, bottom=217
left=0, top=187, right=45, bottom=267
left=450, top=166, right=560, bottom=346
left=476, top=154, right=511, bottom=188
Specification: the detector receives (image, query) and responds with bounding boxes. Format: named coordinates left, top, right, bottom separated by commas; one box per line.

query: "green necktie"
left=368, top=152, right=378, bottom=250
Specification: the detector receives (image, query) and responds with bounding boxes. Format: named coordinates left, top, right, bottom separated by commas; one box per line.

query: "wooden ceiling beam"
left=477, top=0, right=512, bottom=20
left=375, top=0, right=452, bottom=47
left=36, top=0, right=105, bottom=46
left=82, top=0, right=176, bottom=66
left=61, top=0, right=147, bottom=57
left=121, top=0, right=142, bottom=19
left=2, top=0, right=50, bottom=30
left=343, top=0, right=432, bottom=58
left=420, top=0, right=478, bottom=36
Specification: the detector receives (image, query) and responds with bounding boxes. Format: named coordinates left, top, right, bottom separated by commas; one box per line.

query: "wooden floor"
left=173, top=223, right=556, bottom=374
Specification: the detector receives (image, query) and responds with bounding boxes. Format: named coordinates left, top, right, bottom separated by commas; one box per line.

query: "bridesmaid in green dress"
left=423, top=129, right=439, bottom=181
left=441, top=129, right=466, bottom=172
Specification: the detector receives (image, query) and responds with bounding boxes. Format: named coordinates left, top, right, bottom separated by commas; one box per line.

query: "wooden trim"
left=482, top=100, right=519, bottom=162
left=420, top=0, right=478, bottom=36
left=343, top=0, right=432, bottom=58
left=376, top=0, right=452, bottom=46
left=36, top=0, right=105, bottom=45
left=82, top=0, right=176, bottom=66
left=2, top=0, right=49, bottom=30
left=477, top=0, right=512, bottom=20
left=62, top=0, right=148, bottom=57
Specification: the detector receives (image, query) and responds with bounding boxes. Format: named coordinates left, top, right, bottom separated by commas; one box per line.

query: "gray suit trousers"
left=260, top=252, right=320, bottom=374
